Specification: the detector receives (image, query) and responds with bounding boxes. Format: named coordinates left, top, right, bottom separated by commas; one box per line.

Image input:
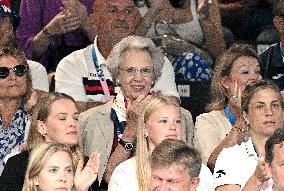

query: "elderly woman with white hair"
left=79, top=35, right=194, bottom=189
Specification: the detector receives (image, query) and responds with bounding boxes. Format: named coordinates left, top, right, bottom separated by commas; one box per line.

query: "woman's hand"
left=122, top=94, right=153, bottom=142
left=62, top=0, right=89, bottom=29
left=74, top=152, right=100, bottom=191
left=44, top=11, right=81, bottom=36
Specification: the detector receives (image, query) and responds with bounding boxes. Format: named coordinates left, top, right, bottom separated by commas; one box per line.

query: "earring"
left=116, top=79, right=121, bottom=87
left=39, top=132, right=47, bottom=137
left=151, top=81, right=155, bottom=88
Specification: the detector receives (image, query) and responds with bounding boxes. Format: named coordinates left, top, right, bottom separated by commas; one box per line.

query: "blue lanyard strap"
left=92, top=46, right=105, bottom=81
left=224, top=106, right=237, bottom=125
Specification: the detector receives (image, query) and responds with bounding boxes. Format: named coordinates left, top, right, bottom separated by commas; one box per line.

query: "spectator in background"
left=136, top=0, right=226, bottom=60
left=0, top=47, right=32, bottom=174
left=22, top=143, right=100, bottom=191
left=16, top=0, right=95, bottom=75
left=259, top=0, right=284, bottom=95
left=55, top=0, right=178, bottom=112
left=214, top=80, right=284, bottom=190
left=0, top=92, right=100, bottom=190
left=265, top=127, right=284, bottom=191
left=108, top=95, right=213, bottom=191
left=194, top=44, right=262, bottom=167
left=0, top=4, right=49, bottom=93
left=79, top=36, right=194, bottom=188
left=149, top=139, right=202, bottom=191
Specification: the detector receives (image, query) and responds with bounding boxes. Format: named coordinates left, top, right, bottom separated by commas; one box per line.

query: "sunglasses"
left=0, top=64, right=28, bottom=79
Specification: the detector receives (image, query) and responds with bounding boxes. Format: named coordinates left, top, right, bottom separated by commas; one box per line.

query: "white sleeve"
left=27, top=60, right=49, bottom=92
left=213, top=148, right=241, bottom=188
left=197, top=164, right=214, bottom=191
left=151, top=56, right=179, bottom=98
left=55, top=56, right=87, bottom=102
left=108, top=160, right=137, bottom=191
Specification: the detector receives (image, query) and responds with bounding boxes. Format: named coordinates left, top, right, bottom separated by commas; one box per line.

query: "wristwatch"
left=119, top=139, right=134, bottom=151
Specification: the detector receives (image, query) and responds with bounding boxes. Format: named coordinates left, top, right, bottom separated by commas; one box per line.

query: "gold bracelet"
left=233, top=125, right=246, bottom=133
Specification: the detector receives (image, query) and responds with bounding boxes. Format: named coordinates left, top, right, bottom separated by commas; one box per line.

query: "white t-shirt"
left=214, top=138, right=273, bottom=190
left=55, top=36, right=179, bottom=102
left=108, top=157, right=214, bottom=191
left=27, top=60, right=49, bottom=92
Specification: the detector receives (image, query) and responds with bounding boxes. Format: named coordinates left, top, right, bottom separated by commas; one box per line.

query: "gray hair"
left=106, top=35, right=164, bottom=83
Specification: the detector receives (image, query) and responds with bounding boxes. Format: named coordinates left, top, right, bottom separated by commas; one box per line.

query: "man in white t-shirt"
left=55, top=0, right=178, bottom=112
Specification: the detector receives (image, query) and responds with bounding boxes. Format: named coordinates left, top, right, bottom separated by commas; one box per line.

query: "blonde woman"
left=23, top=143, right=99, bottom=191
left=108, top=94, right=214, bottom=191
left=0, top=92, right=99, bottom=190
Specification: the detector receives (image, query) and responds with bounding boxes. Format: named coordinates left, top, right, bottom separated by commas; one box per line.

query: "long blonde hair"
left=135, top=95, right=180, bottom=191
left=22, top=143, right=76, bottom=191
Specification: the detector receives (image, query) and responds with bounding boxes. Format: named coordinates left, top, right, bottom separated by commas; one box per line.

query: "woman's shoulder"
left=80, top=101, right=112, bottom=120
left=195, top=110, right=230, bottom=129
left=5, top=150, right=30, bottom=166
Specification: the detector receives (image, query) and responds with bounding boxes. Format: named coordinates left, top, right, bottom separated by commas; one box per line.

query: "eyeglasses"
left=119, top=67, right=153, bottom=77
left=0, top=64, right=28, bottom=79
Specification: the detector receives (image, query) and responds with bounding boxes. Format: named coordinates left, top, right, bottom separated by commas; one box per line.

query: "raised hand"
left=44, top=11, right=81, bottom=36
left=122, top=94, right=153, bottom=142
left=74, top=152, right=100, bottom=191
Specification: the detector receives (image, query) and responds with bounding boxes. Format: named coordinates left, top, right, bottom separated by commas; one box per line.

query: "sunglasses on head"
left=0, top=64, right=28, bottom=79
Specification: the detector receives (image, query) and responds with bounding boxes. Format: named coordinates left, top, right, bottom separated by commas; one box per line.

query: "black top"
left=0, top=150, right=99, bottom=191
left=0, top=150, right=29, bottom=191
left=259, top=42, right=284, bottom=91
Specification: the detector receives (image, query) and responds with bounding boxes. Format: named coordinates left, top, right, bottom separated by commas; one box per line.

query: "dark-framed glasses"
left=119, top=67, right=153, bottom=77
left=0, top=64, right=28, bottom=79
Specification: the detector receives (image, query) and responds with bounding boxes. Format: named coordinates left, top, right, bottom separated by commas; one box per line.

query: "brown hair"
left=207, top=44, right=260, bottom=111
left=241, top=80, right=284, bottom=113
left=150, top=139, right=202, bottom=180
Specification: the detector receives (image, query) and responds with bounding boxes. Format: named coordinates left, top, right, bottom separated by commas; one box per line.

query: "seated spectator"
left=22, top=143, right=100, bottom=191
left=0, top=92, right=100, bottom=190
left=136, top=0, right=226, bottom=60
left=0, top=4, right=49, bottom=92
left=214, top=80, right=284, bottom=190
left=79, top=36, right=194, bottom=187
left=259, top=0, right=284, bottom=94
left=55, top=0, right=179, bottom=112
left=16, top=0, right=95, bottom=74
left=265, top=127, right=284, bottom=191
left=149, top=139, right=202, bottom=191
left=0, top=47, right=32, bottom=174
left=108, top=95, right=214, bottom=191
left=194, top=44, right=262, bottom=167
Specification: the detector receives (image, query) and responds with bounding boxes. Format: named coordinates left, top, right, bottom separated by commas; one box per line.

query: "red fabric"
left=0, top=0, right=11, bottom=7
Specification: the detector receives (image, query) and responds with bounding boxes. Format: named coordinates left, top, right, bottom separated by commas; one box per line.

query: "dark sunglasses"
left=0, top=64, right=28, bottom=79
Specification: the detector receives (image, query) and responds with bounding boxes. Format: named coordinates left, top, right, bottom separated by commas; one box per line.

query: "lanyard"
left=91, top=46, right=112, bottom=102
left=224, top=106, right=236, bottom=126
